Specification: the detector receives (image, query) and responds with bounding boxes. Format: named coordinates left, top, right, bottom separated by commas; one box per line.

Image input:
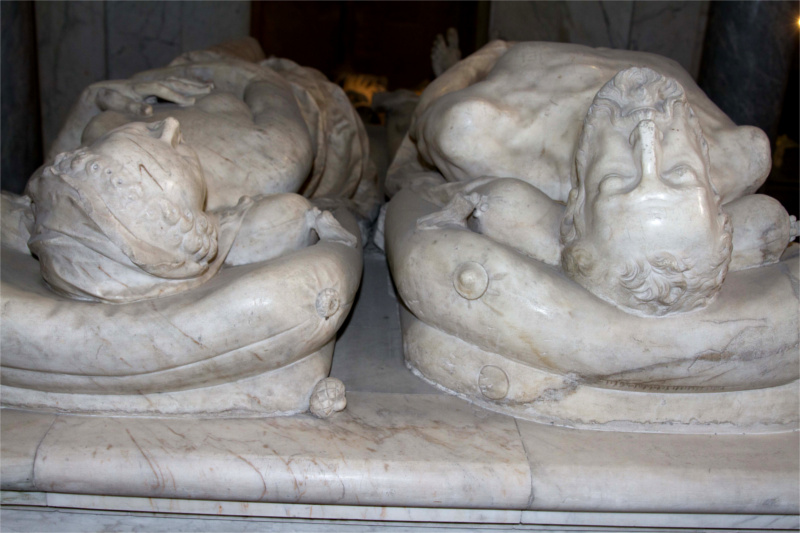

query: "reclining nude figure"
left=1, top=39, right=372, bottom=417
left=384, top=41, right=799, bottom=433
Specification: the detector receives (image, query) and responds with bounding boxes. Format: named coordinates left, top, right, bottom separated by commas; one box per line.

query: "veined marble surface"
left=9, top=392, right=531, bottom=509
left=2, top=495, right=798, bottom=531
left=2, top=253, right=798, bottom=524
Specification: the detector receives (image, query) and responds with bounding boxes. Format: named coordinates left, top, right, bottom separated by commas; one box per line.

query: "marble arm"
left=411, top=40, right=514, bottom=130
left=385, top=41, right=513, bottom=197
left=415, top=177, right=563, bottom=266
left=224, top=193, right=358, bottom=267
left=414, top=176, right=799, bottom=274
left=47, top=77, right=214, bottom=161
left=723, top=194, right=799, bottom=271
left=386, top=185, right=799, bottom=391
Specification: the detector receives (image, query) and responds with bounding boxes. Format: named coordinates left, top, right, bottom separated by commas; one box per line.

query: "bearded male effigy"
left=384, top=41, right=799, bottom=433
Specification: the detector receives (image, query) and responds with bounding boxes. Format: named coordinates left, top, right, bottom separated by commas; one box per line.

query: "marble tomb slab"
left=0, top=410, right=56, bottom=491
left=4, top=493, right=797, bottom=530
left=1, top=256, right=798, bottom=525
left=518, top=420, right=799, bottom=514
left=25, top=392, right=532, bottom=508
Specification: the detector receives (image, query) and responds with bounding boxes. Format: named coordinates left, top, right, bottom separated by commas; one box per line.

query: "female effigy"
left=1, top=38, right=376, bottom=417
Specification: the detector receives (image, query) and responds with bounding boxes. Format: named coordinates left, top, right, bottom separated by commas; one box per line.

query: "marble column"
left=1, top=1, right=43, bottom=194
left=698, top=1, right=797, bottom=142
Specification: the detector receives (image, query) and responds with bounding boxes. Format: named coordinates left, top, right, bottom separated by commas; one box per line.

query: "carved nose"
left=629, top=119, right=664, bottom=193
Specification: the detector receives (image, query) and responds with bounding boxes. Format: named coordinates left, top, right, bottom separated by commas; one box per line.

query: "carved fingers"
left=133, top=77, right=214, bottom=105
left=93, top=78, right=214, bottom=116
left=96, top=87, right=153, bottom=116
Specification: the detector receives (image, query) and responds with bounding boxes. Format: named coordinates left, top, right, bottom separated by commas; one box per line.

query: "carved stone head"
left=30, top=118, right=219, bottom=281
left=561, top=67, right=732, bottom=316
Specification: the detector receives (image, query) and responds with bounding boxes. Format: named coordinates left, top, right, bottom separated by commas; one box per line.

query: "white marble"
left=1, top=393, right=797, bottom=522
left=1, top=272, right=797, bottom=519
left=0, top=491, right=47, bottom=506
left=1, top=40, right=376, bottom=418
left=384, top=41, right=799, bottom=432
left=518, top=421, right=799, bottom=514
left=0, top=507, right=505, bottom=533
left=5, top=492, right=796, bottom=530
left=400, top=307, right=799, bottom=433
left=27, top=393, right=531, bottom=508
left=431, top=28, right=461, bottom=78
left=0, top=411, right=56, bottom=491
left=26, top=493, right=522, bottom=524
left=521, top=510, right=799, bottom=530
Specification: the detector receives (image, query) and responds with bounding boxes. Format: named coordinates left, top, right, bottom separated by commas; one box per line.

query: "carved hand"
left=48, top=78, right=213, bottom=160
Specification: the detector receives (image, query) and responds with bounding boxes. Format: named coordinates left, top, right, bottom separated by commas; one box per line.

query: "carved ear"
left=148, top=117, right=183, bottom=148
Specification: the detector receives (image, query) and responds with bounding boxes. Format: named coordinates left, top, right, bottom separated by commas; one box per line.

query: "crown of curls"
left=41, top=126, right=219, bottom=279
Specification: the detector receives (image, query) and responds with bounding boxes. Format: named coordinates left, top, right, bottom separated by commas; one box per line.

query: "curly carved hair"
left=35, top=120, right=219, bottom=280
left=560, top=67, right=732, bottom=316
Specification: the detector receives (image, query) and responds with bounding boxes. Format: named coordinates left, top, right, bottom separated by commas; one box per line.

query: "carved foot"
left=431, top=28, right=462, bottom=77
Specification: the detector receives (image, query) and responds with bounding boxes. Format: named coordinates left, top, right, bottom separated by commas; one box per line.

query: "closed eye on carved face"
left=598, top=172, right=637, bottom=194
left=661, top=164, right=701, bottom=187
left=576, top=105, right=723, bottom=269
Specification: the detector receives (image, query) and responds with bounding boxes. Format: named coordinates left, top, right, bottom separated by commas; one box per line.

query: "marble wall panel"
left=105, top=2, right=183, bottom=80
left=179, top=2, right=251, bottom=54
left=627, top=1, right=709, bottom=79
left=0, top=410, right=57, bottom=491
left=489, top=1, right=633, bottom=49
left=698, top=1, right=796, bottom=140
left=35, top=1, right=106, bottom=156
left=35, top=1, right=251, bottom=155
left=488, top=1, right=709, bottom=79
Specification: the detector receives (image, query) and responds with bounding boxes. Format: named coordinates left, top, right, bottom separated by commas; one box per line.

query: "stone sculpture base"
left=385, top=188, right=799, bottom=435
left=401, top=309, right=799, bottom=434
left=1, top=342, right=333, bottom=418
left=1, top=219, right=361, bottom=417
left=1, top=253, right=797, bottom=530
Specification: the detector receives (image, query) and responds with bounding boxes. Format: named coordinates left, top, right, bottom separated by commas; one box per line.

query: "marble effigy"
left=0, top=38, right=377, bottom=417
left=384, top=41, right=800, bottom=434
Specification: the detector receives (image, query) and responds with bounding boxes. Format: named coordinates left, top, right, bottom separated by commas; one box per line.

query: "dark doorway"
left=250, top=1, right=485, bottom=90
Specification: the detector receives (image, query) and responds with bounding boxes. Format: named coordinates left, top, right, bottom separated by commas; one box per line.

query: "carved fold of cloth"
left=26, top=166, right=252, bottom=304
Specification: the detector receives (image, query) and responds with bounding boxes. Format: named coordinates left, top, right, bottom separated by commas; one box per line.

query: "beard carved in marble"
left=0, top=38, right=373, bottom=417
left=385, top=41, right=799, bottom=433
